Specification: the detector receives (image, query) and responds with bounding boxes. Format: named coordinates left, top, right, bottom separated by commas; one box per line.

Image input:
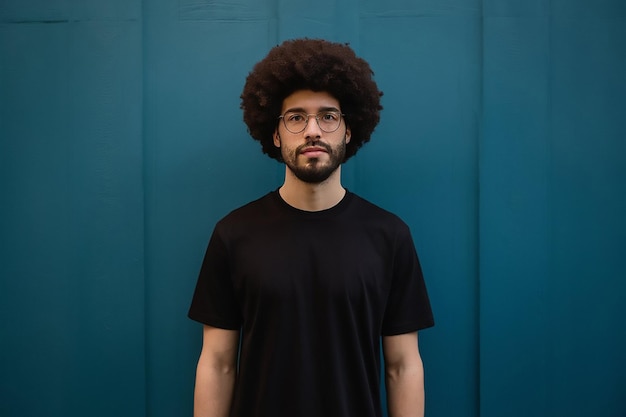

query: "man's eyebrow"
left=283, top=106, right=341, bottom=113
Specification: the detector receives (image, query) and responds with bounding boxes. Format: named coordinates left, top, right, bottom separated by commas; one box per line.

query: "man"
left=189, top=38, right=434, bottom=417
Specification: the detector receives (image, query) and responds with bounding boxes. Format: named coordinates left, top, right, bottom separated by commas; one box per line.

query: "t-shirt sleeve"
left=188, top=224, right=242, bottom=329
left=381, top=223, right=434, bottom=335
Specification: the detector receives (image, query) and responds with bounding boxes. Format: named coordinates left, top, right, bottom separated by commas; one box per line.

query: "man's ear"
left=345, top=127, right=351, bottom=144
left=273, top=130, right=281, bottom=147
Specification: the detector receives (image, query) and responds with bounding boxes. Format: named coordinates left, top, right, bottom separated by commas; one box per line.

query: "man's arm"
left=382, top=331, right=425, bottom=417
left=194, top=325, right=240, bottom=417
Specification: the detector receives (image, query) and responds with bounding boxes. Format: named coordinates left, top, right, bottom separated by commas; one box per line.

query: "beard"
left=282, top=136, right=347, bottom=184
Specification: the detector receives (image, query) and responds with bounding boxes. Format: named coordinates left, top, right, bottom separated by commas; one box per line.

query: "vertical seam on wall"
left=477, top=1, right=484, bottom=416
left=546, top=0, right=554, bottom=412
left=140, top=0, right=149, bottom=414
left=269, top=0, right=279, bottom=46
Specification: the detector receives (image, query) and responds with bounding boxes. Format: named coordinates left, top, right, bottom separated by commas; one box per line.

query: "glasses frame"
left=278, top=111, right=345, bottom=134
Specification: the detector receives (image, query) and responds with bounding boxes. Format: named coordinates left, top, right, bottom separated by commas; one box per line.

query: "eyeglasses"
left=278, top=111, right=345, bottom=134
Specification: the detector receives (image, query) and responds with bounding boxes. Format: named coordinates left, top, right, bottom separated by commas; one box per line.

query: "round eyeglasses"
left=278, top=111, right=345, bottom=134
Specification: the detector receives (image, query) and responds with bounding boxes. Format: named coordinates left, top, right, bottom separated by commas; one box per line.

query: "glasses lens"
left=283, top=112, right=307, bottom=133
left=317, top=111, right=341, bottom=132
left=282, top=112, right=342, bottom=133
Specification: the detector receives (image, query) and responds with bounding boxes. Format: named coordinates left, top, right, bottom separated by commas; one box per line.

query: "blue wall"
left=1, top=1, right=624, bottom=416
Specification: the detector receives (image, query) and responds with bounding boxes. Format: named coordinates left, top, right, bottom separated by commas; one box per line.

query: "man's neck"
left=278, top=166, right=346, bottom=212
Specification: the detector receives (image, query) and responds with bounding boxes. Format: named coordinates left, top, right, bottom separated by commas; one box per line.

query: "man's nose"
left=303, top=114, right=322, bottom=140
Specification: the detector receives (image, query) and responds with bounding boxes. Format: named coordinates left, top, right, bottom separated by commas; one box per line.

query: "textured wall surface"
left=1, top=1, right=624, bottom=416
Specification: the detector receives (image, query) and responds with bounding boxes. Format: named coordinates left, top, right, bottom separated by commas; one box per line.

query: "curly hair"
left=241, top=38, right=383, bottom=162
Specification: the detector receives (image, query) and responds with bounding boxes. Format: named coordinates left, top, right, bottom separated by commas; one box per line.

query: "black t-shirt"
left=189, top=190, right=434, bottom=417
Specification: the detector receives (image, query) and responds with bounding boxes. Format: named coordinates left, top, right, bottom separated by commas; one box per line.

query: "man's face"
left=274, top=90, right=351, bottom=184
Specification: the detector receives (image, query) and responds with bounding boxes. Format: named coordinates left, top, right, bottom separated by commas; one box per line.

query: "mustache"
left=296, top=141, right=333, bottom=155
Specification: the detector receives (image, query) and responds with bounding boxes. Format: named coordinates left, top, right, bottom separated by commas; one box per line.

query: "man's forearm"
left=385, top=360, right=425, bottom=417
left=194, top=359, right=236, bottom=417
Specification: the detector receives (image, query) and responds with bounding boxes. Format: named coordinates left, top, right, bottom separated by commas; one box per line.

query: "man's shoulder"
left=219, top=191, right=277, bottom=224
left=348, top=192, right=406, bottom=225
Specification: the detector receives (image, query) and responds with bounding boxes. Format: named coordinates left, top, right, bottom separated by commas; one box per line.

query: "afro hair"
left=240, top=38, right=383, bottom=162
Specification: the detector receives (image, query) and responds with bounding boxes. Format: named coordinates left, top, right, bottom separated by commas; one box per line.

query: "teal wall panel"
left=1, top=1, right=624, bottom=416
left=548, top=9, right=625, bottom=415
left=480, top=10, right=552, bottom=416
left=1, top=22, right=76, bottom=416
left=481, top=1, right=625, bottom=416
left=0, top=2, right=144, bottom=416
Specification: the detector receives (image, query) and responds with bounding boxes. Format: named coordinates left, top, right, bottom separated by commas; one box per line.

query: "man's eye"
left=321, top=112, right=338, bottom=121
left=287, top=114, right=305, bottom=122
